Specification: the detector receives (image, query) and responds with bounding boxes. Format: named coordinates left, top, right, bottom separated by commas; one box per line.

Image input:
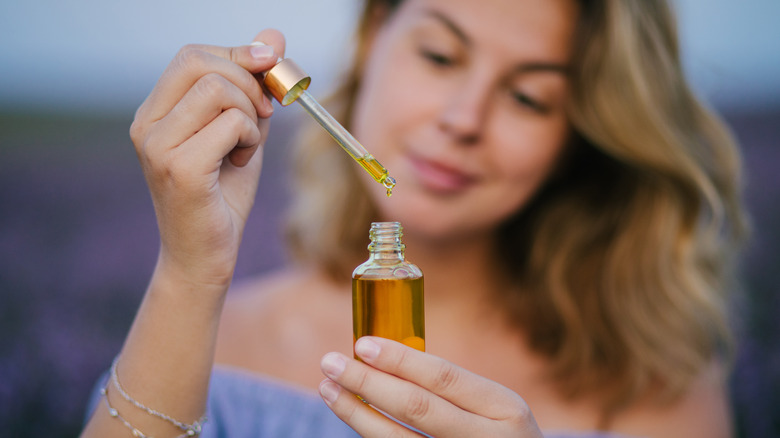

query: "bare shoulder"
left=612, top=362, right=733, bottom=438
left=219, top=269, right=307, bottom=328
left=213, top=267, right=353, bottom=389
left=215, top=269, right=301, bottom=361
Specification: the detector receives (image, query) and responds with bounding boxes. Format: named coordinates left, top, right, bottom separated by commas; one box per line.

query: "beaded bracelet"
left=104, top=357, right=207, bottom=437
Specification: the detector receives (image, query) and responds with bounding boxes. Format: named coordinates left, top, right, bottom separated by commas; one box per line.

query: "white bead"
left=109, top=408, right=118, bottom=417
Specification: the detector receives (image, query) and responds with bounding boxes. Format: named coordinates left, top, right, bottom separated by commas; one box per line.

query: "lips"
left=408, top=154, right=479, bottom=194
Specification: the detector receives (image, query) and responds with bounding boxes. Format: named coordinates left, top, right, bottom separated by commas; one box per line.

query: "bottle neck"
left=367, top=222, right=405, bottom=261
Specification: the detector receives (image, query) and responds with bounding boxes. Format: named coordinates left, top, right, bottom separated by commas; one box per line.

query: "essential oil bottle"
left=352, top=222, right=425, bottom=354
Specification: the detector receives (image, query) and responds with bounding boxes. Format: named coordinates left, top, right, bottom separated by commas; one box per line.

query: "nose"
left=438, top=78, right=492, bottom=145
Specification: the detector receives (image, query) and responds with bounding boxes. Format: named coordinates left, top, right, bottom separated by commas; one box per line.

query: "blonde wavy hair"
left=284, top=0, right=748, bottom=424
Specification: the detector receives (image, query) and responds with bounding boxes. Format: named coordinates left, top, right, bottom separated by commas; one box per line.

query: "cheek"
left=353, top=82, right=417, bottom=157
left=352, top=35, right=438, bottom=154
left=493, top=115, right=569, bottom=181
left=485, top=115, right=570, bottom=212
left=351, top=33, right=404, bottom=143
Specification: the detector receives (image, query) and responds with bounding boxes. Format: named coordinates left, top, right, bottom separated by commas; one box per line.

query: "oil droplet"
left=383, top=176, right=396, bottom=197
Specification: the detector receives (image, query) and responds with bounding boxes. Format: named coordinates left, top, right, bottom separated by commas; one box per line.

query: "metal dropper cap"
left=263, top=58, right=311, bottom=106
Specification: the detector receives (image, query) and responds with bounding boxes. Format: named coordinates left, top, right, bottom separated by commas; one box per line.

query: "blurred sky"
left=1, top=0, right=778, bottom=115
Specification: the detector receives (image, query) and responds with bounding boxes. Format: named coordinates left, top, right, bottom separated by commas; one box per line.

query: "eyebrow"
left=422, top=8, right=570, bottom=75
left=422, top=9, right=471, bottom=46
left=515, top=63, right=569, bottom=75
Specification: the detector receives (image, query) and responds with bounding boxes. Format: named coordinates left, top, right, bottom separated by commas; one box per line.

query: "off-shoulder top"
left=86, top=365, right=635, bottom=438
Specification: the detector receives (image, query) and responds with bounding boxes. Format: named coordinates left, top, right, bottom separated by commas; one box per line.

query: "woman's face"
left=352, top=0, right=578, bottom=242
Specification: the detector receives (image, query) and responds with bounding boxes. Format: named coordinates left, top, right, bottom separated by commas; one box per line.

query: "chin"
left=372, top=193, right=491, bottom=244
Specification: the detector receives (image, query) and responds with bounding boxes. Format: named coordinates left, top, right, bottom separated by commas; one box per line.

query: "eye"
left=420, top=49, right=454, bottom=67
left=511, top=90, right=549, bottom=114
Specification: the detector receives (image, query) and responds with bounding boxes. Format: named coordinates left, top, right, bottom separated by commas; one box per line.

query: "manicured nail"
left=250, top=44, right=275, bottom=61
left=319, top=380, right=340, bottom=404
left=321, top=352, right=346, bottom=378
left=355, top=337, right=381, bottom=361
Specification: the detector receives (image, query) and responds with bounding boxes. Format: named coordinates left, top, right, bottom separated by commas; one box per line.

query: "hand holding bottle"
left=319, top=337, right=544, bottom=437
left=130, top=30, right=284, bottom=292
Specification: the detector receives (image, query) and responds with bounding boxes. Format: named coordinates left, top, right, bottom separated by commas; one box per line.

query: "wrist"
left=148, top=250, right=234, bottom=305
left=154, top=245, right=237, bottom=294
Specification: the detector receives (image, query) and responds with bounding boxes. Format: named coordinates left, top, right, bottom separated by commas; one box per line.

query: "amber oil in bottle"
left=352, top=222, right=424, bottom=355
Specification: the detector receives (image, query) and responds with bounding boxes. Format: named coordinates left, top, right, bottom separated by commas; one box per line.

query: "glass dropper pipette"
left=260, top=52, right=396, bottom=196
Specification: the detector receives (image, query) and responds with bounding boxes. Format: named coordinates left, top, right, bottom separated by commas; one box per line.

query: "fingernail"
left=250, top=44, right=275, bottom=61
left=321, top=352, right=346, bottom=378
left=319, top=380, right=340, bottom=404
left=263, top=95, right=275, bottom=114
left=355, top=337, right=381, bottom=361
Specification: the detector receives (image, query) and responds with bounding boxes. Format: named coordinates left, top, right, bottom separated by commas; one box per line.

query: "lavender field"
left=1, top=108, right=778, bottom=437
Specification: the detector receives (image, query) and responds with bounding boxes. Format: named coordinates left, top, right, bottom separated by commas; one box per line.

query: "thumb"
left=193, top=29, right=286, bottom=75
left=250, top=28, right=286, bottom=61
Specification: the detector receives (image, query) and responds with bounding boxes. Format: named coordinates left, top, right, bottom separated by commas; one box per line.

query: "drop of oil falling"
left=383, top=176, right=396, bottom=197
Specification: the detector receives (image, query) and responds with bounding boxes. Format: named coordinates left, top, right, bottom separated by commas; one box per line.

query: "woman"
left=81, top=0, right=747, bottom=436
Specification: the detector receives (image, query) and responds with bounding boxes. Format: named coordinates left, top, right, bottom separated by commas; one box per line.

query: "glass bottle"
left=352, top=222, right=425, bottom=354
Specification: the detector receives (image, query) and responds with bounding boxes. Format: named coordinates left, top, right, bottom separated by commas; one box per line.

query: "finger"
left=226, top=116, right=268, bottom=168
left=354, top=337, right=529, bottom=421
left=179, top=28, right=286, bottom=113
left=250, top=28, right=286, bottom=59
left=202, top=28, right=286, bottom=113
left=139, top=46, right=272, bottom=125
left=319, top=379, right=424, bottom=438
left=321, top=352, right=484, bottom=438
left=137, top=31, right=284, bottom=127
left=171, top=107, right=262, bottom=178
left=145, top=71, right=260, bottom=157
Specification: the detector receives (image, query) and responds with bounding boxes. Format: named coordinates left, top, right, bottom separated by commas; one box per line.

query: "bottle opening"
left=368, top=222, right=404, bottom=252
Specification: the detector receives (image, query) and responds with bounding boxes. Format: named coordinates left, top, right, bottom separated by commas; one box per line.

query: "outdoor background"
left=1, top=0, right=778, bottom=436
